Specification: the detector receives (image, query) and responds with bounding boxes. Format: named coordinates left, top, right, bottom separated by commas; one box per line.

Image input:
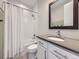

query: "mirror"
left=49, top=0, right=78, bottom=29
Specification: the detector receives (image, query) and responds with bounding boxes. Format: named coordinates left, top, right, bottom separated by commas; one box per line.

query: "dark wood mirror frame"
left=49, top=0, right=78, bottom=29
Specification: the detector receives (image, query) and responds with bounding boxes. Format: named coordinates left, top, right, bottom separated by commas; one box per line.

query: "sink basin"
left=47, top=36, right=64, bottom=41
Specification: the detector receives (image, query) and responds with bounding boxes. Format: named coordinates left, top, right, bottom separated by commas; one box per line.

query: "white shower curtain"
left=5, top=3, right=23, bottom=58
left=4, top=2, right=38, bottom=59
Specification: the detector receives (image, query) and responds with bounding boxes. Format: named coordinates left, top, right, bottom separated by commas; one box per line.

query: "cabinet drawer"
left=48, top=42, right=79, bottom=59
left=37, top=39, right=47, bottom=48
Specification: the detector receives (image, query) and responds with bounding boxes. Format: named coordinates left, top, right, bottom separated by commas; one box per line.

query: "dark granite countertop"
left=36, top=34, right=79, bottom=55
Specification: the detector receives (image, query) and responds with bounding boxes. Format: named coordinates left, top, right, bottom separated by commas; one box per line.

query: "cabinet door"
left=48, top=42, right=79, bottom=59
left=48, top=51, right=63, bottom=59
left=37, top=45, right=46, bottom=59
left=65, top=53, right=79, bottom=59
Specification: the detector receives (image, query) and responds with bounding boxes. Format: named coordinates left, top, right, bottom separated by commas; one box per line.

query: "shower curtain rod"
left=3, top=1, right=39, bottom=14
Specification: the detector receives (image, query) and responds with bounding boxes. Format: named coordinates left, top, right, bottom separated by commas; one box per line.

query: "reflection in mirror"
left=50, top=0, right=73, bottom=27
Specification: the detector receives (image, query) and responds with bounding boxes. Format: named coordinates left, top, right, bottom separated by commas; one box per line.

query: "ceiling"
left=8, top=0, right=37, bottom=8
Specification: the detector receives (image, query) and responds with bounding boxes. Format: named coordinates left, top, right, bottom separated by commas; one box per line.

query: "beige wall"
left=38, top=0, right=49, bottom=35
left=38, top=0, right=79, bottom=40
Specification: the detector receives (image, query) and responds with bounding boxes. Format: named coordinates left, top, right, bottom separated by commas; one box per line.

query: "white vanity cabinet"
left=48, top=50, right=64, bottom=59
left=37, top=39, right=48, bottom=59
left=37, top=44, right=46, bottom=59
left=48, top=42, right=79, bottom=59
left=37, top=38, right=79, bottom=59
left=48, top=43, right=66, bottom=59
left=48, top=51, right=59, bottom=59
